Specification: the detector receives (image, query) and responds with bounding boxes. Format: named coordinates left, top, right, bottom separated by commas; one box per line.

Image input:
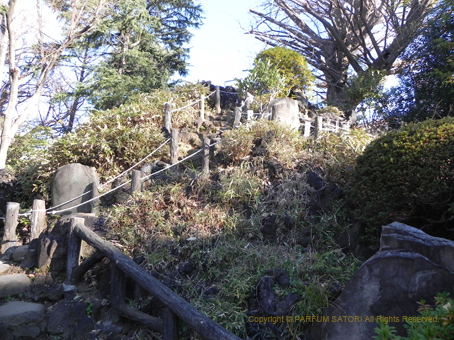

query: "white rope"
left=140, top=141, right=220, bottom=182
left=43, top=139, right=170, bottom=213
left=99, top=138, right=170, bottom=189
left=47, top=141, right=220, bottom=215
left=48, top=178, right=132, bottom=215
left=44, top=190, right=94, bottom=213
left=15, top=93, right=218, bottom=217
left=170, top=91, right=215, bottom=113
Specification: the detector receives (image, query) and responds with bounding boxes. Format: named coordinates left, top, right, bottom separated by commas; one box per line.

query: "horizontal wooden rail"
left=67, top=217, right=241, bottom=340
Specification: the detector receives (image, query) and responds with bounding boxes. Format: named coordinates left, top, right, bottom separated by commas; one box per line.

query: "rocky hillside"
left=8, top=84, right=451, bottom=339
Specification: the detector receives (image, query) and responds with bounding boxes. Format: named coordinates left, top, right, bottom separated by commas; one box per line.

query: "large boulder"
left=309, top=222, right=454, bottom=340
left=269, top=98, right=300, bottom=130
left=0, top=301, right=46, bottom=339
left=36, top=213, right=100, bottom=272
left=0, top=273, right=31, bottom=298
left=51, top=163, right=99, bottom=215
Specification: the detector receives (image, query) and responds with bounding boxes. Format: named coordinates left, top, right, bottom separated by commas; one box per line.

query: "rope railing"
left=6, top=92, right=220, bottom=219
left=99, top=138, right=171, bottom=189
left=170, top=90, right=215, bottom=114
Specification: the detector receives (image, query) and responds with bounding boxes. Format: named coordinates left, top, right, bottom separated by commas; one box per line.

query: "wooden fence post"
left=202, top=137, right=210, bottom=178
left=170, top=128, right=179, bottom=167
left=303, top=119, right=311, bottom=138
left=163, top=308, right=179, bottom=340
left=164, top=102, right=172, bottom=132
left=131, top=170, right=143, bottom=194
left=66, top=217, right=83, bottom=285
left=233, top=107, right=241, bottom=128
left=247, top=110, right=253, bottom=123
left=215, top=86, right=221, bottom=114
left=199, top=95, right=205, bottom=122
left=314, top=116, right=323, bottom=139
left=111, top=264, right=126, bottom=307
left=1, top=202, right=20, bottom=254
left=342, top=121, right=350, bottom=133
left=30, top=199, right=46, bottom=241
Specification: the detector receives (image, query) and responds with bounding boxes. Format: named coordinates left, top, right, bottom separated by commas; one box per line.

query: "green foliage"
left=347, top=118, right=454, bottom=240
left=216, top=163, right=264, bottom=208
left=346, top=69, right=386, bottom=106
left=256, top=47, right=314, bottom=94
left=376, top=2, right=454, bottom=125
left=84, top=0, right=203, bottom=110
left=235, top=48, right=313, bottom=112
left=100, top=115, right=366, bottom=338
left=7, top=125, right=53, bottom=172
left=373, top=293, right=454, bottom=340
left=302, top=128, right=375, bottom=186
left=16, top=83, right=209, bottom=202
left=235, top=58, right=286, bottom=112
left=221, top=120, right=305, bottom=166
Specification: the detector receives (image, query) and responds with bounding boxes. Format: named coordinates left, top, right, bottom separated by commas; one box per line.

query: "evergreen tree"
left=380, top=1, right=454, bottom=125
left=86, top=0, right=203, bottom=110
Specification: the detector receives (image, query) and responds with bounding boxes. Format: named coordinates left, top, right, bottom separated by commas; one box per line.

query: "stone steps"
left=0, top=301, right=46, bottom=339
left=0, top=253, right=123, bottom=339
left=0, top=259, right=46, bottom=339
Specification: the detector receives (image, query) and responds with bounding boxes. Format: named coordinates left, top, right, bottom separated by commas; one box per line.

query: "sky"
left=182, top=0, right=267, bottom=86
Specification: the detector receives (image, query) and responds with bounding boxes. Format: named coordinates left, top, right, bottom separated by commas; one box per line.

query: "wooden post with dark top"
left=303, top=119, right=312, bottom=138
left=199, top=94, right=205, bottom=122
left=202, top=137, right=210, bottom=177
left=1, top=202, right=20, bottom=254
left=110, top=264, right=126, bottom=312
left=66, top=217, right=82, bottom=285
left=315, top=116, right=323, bottom=139
left=164, top=102, right=172, bottom=132
left=233, top=107, right=241, bottom=127
left=30, top=199, right=46, bottom=241
left=131, top=170, right=143, bottom=194
left=215, top=86, right=221, bottom=114
left=170, top=128, right=179, bottom=167
left=163, top=308, right=179, bottom=340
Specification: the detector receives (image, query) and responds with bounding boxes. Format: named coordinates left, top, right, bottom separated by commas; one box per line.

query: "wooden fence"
left=0, top=86, right=351, bottom=338
left=66, top=217, right=241, bottom=340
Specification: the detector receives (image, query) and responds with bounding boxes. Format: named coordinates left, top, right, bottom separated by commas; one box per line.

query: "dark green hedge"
left=347, top=118, right=454, bottom=239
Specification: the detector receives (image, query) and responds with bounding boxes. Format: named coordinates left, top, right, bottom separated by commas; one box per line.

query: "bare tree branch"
left=250, top=0, right=435, bottom=112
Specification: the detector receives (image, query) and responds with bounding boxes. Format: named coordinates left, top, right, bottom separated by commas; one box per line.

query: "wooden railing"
left=66, top=217, right=242, bottom=340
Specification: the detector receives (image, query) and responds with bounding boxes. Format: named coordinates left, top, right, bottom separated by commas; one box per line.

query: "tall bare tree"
left=0, top=0, right=108, bottom=170
left=249, top=0, right=435, bottom=114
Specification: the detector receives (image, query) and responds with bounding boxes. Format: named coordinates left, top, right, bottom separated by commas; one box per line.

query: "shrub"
left=221, top=120, right=305, bottom=166
left=347, top=118, right=454, bottom=239
left=256, top=46, right=314, bottom=94
left=373, top=293, right=454, bottom=340
left=14, top=83, right=210, bottom=204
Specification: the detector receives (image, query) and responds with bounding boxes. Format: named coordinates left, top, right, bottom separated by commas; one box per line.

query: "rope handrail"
left=18, top=141, right=220, bottom=216
left=170, top=90, right=215, bottom=113
left=99, top=138, right=170, bottom=189
left=49, top=142, right=219, bottom=215
left=15, top=92, right=219, bottom=217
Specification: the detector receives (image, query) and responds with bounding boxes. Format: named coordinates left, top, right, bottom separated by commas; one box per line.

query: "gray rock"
left=0, top=301, right=45, bottom=327
left=0, top=273, right=31, bottom=298
left=20, top=238, right=39, bottom=269
left=11, top=324, right=42, bottom=338
left=0, top=261, right=10, bottom=273
left=12, top=245, right=29, bottom=262
left=47, top=299, right=94, bottom=337
left=37, top=213, right=99, bottom=272
left=51, top=163, right=99, bottom=215
left=381, top=222, right=454, bottom=272
left=310, top=223, right=454, bottom=340
left=269, top=98, right=300, bottom=130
